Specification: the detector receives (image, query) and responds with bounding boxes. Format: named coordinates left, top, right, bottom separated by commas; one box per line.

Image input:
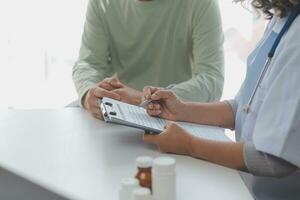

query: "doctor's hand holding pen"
left=141, top=86, right=186, bottom=121
left=141, top=86, right=235, bottom=129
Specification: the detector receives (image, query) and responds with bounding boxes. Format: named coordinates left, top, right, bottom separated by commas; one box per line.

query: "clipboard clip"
left=99, top=99, right=108, bottom=117
left=99, top=99, right=117, bottom=118
left=104, top=102, right=113, bottom=107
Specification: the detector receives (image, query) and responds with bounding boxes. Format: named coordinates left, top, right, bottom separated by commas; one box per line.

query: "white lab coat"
left=233, top=15, right=300, bottom=199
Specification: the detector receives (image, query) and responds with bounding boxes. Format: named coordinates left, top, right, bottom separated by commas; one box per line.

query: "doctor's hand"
left=142, top=86, right=185, bottom=121
left=84, top=76, right=122, bottom=119
left=143, top=122, right=194, bottom=155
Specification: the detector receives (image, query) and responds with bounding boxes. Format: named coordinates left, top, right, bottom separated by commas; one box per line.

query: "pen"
left=139, top=84, right=176, bottom=108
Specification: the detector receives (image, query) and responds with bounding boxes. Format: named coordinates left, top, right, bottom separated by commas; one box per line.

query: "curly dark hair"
left=251, top=0, right=300, bottom=19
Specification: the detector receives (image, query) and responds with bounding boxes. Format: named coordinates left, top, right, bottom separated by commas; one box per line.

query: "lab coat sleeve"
left=172, top=0, right=224, bottom=102
left=252, top=20, right=300, bottom=168
left=72, top=0, right=113, bottom=107
left=243, top=142, right=297, bottom=177
left=226, top=99, right=238, bottom=118
left=225, top=84, right=243, bottom=129
left=226, top=99, right=238, bottom=131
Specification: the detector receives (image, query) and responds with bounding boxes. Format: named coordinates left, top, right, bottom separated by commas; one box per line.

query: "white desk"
left=0, top=109, right=253, bottom=200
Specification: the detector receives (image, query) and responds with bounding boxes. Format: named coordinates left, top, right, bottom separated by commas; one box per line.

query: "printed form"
left=102, top=97, right=230, bottom=142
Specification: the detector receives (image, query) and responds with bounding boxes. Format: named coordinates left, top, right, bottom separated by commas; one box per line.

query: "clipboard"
left=99, top=97, right=230, bottom=141
left=100, top=97, right=164, bottom=134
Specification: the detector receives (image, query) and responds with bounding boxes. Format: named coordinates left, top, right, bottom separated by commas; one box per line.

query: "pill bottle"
left=132, top=187, right=154, bottom=200
left=152, top=157, right=176, bottom=200
left=135, top=156, right=153, bottom=191
left=119, top=178, right=139, bottom=200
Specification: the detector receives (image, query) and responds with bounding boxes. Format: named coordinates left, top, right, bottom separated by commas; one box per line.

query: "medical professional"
left=141, top=0, right=300, bottom=199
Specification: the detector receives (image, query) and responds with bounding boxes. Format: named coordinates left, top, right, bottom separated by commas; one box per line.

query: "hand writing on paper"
left=142, top=86, right=185, bottom=121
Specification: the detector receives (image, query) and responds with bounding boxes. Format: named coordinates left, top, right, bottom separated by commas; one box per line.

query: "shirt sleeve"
left=224, top=83, right=243, bottom=129
left=226, top=99, right=238, bottom=117
left=72, top=0, right=113, bottom=107
left=172, top=0, right=224, bottom=102
left=243, top=142, right=298, bottom=178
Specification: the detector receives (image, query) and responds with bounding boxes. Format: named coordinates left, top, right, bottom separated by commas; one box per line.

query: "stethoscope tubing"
left=243, top=57, right=272, bottom=113
left=243, top=4, right=300, bottom=114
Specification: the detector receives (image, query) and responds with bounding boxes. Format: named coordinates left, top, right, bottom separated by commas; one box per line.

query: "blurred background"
left=0, top=0, right=265, bottom=109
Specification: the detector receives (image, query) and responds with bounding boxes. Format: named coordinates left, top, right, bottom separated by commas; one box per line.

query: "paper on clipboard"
left=100, top=97, right=230, bottom=141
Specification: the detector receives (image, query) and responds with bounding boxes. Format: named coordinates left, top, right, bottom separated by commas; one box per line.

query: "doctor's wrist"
left=175, top=102, right=189, bottom=121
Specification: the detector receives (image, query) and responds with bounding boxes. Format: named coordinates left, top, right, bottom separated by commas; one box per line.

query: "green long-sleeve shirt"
left=73, top=0, right=224, bottom=106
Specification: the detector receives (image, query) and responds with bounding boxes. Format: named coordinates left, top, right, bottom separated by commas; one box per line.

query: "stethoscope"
left=243, top=5, right=300, bottom=114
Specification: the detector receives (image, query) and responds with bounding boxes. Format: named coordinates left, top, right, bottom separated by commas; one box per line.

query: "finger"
left=105, top=75, right=120, bottom=83
left=164, top=121, right=175, bottom=129
left=111, top=75, right=120, bottom=82
left=143, top=86, right=162, bottom=99
left=154, top=103, right=161, bottom=109
left=142, top=86, right=153, bottom=99
left=99, top=76, right=123, bottom=89
left=152, top=90, right=174, bottom=101
left=99, top=76, right=123, bottom=88
left=98, top=77, right=112, bottom=86
left=147, top=103, right=161, bottom=111
left=147, top=102, right=154, bottom=109
left=90, top=106, right=102, bottom=116
left=93, top=87, right=121, bottom=100
left=99, top=82, right=114, bottom=91
left=109, top=80, right=123, bottom=88
left=88, top=105, right=103, bottom=119
left=146, top=109, right=161, bottom=116
left=143, top=134, right=160, bottom=144
left=87, top=97, right=101, bottom=108
left=109, top=75, right=123, bottom=88
left=147, top=102, right=161, bottom=110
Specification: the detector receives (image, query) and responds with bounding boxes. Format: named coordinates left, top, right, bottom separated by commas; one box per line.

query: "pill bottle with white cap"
left=119, top=178, right=139, bottom=200
left=132, top=187, right=154, bottom=200
left=135, top=156, right=153, bottom=191
left=152, top=157, right=176, bottom=200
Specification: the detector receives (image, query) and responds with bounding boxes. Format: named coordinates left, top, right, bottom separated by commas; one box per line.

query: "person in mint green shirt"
left=72, top=0, right=224, bottom=119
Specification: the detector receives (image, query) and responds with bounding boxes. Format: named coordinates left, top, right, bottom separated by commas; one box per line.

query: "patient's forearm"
left=179, top=101, right=235, bottom=129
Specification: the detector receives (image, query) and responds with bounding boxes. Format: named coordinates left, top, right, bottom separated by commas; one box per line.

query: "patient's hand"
left=84, top=76, right=142, bottom=119
left=109, top=81, right=143, bottom=106
left=84, top=76, right=121, bottom=119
